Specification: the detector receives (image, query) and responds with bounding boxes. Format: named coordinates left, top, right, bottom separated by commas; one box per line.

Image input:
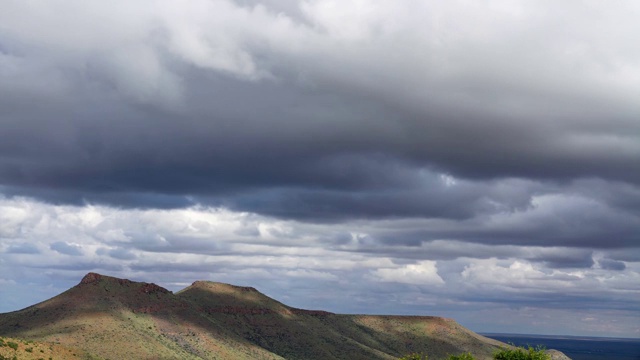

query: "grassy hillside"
left=0, top=335, right=89, bottom=360
left=177, top=281, right=505, bottom=359
left=0, top=273, right=508, bottom=360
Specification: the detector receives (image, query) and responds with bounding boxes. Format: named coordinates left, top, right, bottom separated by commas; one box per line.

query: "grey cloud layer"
left=1, top=1, right=639, bottom=204
left=1, top=0, right=640, bottom=337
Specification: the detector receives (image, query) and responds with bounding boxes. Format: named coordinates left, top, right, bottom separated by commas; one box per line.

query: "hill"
left=0, top=273, right=567, bottom=360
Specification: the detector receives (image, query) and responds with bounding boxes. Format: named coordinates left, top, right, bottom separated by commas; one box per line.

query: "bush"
left=398, top=353, right=428, bottom=360
left=448, top=353, right=475, bottom=360
left=493, top=345, right=550, bottom=360
left=6, top=341, right=18, bottom=350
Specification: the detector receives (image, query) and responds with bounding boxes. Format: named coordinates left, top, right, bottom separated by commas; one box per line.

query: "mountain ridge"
left=0, top=273, right=569, bottom=360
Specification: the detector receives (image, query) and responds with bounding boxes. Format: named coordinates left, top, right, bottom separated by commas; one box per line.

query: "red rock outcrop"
left=80, top=272, right=103, bottom=285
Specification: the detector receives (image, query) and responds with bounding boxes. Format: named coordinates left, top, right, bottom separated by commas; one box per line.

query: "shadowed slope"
left=177, top=280, right=505, bottom=360
left=0, top=273, right=562, bottom=360
left=177, top=281, right=389, bottom=359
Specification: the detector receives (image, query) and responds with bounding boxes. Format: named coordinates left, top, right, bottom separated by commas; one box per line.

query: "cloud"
left=0, top=196, right=637, bottom=336
left=598, top=259, right=626, bottom=271
left=373, top=261, right=444, bottom=286
left=1, top=0, right=640, bottom=337
left=1, top=1, right=640, bottom=214
left=96, top=247, right=138, bottom=261
left=460, top=259, right=575, bottom=292
left=525, top=248, right=594, bottom=269
left=6, top=243, right=40, bottom=254
left=50, top=242, right=84, bottom=256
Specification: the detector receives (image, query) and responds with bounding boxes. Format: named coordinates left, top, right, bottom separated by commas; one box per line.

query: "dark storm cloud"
left=533, top=251, right=595, bottom=269
left=1, top=186, right=195, bottom=209
left=1, top=0, right=640, bottom=227
left=2, top=71, right=639, bottom=203
left=1, top=1, right=640, bottom=337
left=351, top=192, right=640, bottom=249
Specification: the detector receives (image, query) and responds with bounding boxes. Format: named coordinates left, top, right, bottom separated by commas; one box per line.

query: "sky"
left=0, top=0, right=639, bottom=338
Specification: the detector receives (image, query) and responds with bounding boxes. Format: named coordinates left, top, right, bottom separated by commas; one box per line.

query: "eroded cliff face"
left=0, top=273, right=572, bottom=360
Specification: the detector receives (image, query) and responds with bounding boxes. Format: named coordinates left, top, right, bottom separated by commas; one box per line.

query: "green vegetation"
left=493, top=346, right=550, bottom=360
left=398, top=345, right=551, bottom=360
left=448, top=353, right=475, bottom=360
left=5, top=342, right=18, bottom=351
left=398, top=353, right=427, bottom=360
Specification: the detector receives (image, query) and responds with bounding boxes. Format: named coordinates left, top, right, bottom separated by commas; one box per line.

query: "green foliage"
left=493, top=345, right=550, bottom=360
left=6, top=341, right=18, bottom=350
left=398, top=353, right=428, bottom=360
left=448, top=353, right=476, bottom=360
left=26, top=346, right=34, bottom=352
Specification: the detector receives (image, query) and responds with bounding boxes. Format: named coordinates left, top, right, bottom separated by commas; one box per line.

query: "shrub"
left=398, top=353, right=428, bottom=360
left=6, top=341, right=18, bottom=350
left=493, top=345, right=550, bottom=360
left=448, top=353, right=476, bottom=360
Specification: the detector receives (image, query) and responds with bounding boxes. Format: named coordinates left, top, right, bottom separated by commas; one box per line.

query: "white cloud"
left=373, top=260, right=444, bottom=286
left=460, top=257, right=640, bottom=302
left=461, top=259, right=572, bottom=290
left=0, top=196, right=638, bottom=336
left=282, top=269, right=338, bottom=281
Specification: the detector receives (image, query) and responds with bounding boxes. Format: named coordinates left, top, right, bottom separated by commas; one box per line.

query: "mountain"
left=0, top=273, right=568, bottom=360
